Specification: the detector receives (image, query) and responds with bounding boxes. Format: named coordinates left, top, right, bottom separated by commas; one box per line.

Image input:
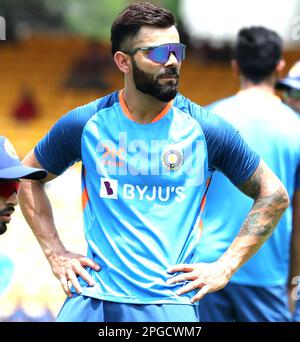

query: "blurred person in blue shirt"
left=198, top=27, right=300, bottom=322
left=277, top=61, right=300, bottom=322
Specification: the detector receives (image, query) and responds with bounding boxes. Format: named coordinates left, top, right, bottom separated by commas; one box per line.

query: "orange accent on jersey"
left=119, top=89, right=133, bottom=121
left=102, top=145, right=125, bottom=160
left=199, top=177, right=212, bottom=213
left=198, top=219, right=204, bottom=239
left=198, top=176, right=213, bottom=234
left=200, top=194, right=207, bottom=213
left=151, top=101, right=172, bottom=123
left=82, top=187, right=89, bottom=209
left=119, top=89, right=172, bottom=123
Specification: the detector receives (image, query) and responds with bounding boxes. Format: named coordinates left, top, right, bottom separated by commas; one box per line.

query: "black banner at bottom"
left=0, top=322, right=299, bottom=338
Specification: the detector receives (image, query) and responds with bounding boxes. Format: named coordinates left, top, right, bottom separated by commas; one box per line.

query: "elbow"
left=18, top=180, right=42, bottom=205
left=17, top=181, right=30, bottom=208
left=284, top=190, right=290, bottom=210
left=277, top=184, right=290, bottom=212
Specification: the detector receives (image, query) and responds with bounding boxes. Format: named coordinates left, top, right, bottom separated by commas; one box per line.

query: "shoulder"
left=34, top=91, right=120, bottom=175
left=61, top=91, right=119, bottom=129
left=174, top=93, right=238, bottom=139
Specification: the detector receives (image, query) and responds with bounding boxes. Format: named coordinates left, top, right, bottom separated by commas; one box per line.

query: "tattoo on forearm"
left=238, top=165, right=263, bottom=200
left=239, top=188, right=288, bottom=236
left=237, top=163, right=289, bottom=237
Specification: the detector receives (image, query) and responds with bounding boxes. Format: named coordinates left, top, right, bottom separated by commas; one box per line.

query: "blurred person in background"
left=276, top=61, right=300, bottom=322
left=277, top=61, right=300, bottom=115
left=0, top=135, right=46, bottom=306
left=19, top=3, right=289, bottom=322
left=65, top=40, right=111, bottom=90
left=0, top=135, right=47, bottom=236
left=12, top=88, right=38, bottom=124
left=197, top=27, right=300, bottom=322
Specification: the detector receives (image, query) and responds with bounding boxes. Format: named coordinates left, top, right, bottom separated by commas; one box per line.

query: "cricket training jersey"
left=198, top=89, right=300, bottom=286
left=35, top=91, right=259, bottom=304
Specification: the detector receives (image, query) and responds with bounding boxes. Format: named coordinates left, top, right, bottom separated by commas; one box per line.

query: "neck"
left=123, top=82, right=171, bottom=124
left=239, top=75, right=275, bottom=95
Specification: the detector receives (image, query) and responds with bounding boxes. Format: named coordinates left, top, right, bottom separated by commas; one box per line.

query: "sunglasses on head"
left=126, top=43, right=186, bottom=64
left=0, top=181, right=20, bottom=199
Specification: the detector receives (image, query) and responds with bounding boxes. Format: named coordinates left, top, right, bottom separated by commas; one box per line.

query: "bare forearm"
left=167, top=161, right=289, bottom=303
left=19, top=150, right=100, bottom=296
left=220, top=188, right=288, bottom=273
left=219, top=161, right=289, bottom=274
left=18, top=181, right=66, bottom=260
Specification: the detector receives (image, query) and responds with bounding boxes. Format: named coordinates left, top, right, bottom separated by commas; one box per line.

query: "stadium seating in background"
left=0, top=34, right=299, bottom=157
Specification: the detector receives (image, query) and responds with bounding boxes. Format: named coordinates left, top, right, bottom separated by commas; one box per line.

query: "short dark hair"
left=234, top=26, right=282, bottom=83
left=111, top=2, right=176, bottom=56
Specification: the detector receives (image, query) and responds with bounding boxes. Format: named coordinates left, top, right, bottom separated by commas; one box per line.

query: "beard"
left=0, top=222, right=7, bottom=235
left=0, top=205, right=14, bottom=235
left=131, top=59, right=179, bottom=102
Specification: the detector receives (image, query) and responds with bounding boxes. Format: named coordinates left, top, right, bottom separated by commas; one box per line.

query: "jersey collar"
left=119, top=89, right=173, bottom=124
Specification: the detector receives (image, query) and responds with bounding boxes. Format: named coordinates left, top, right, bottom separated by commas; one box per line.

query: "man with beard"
left=0, top=135, right=47, bottom=235
left=18, top=3, right=289, bottom=322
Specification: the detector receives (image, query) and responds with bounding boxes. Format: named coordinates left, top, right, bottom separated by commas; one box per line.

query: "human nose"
left=164, top=52, right=179, bottom=67
left=6, top=191, right=18, bottom=207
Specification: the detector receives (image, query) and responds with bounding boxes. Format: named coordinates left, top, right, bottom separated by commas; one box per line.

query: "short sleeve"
left=34, top=108, right=84, bottom=175
left=175, top=95, right=260, bottom=186
left=34, top=92, right=119, bottom=175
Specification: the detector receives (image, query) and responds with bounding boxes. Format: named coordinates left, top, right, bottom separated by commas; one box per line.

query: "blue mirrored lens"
left=172, top=44, right=186, bottom=62
left=148, top=44, right=186, bottom=63
left=148, top=46, right=168, bottom=63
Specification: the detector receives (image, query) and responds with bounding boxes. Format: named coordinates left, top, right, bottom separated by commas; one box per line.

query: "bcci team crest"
left=161, top=147, right=183, bottom=171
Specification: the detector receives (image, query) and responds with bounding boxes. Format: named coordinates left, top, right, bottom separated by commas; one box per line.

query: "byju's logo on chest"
left=99, top=177, right=186, bottom=202
left=100, top=178, right=118, bottom=199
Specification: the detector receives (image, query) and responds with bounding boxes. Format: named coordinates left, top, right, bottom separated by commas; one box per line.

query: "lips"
left=0, top=209, right=14, bottom=223
left=158, top=75, right=178, bottom=84
left=0, top=215, right=11, bottom=223
left=159, top=76, right=178, bottom=80
left=159, top=72, right=178, bottom=78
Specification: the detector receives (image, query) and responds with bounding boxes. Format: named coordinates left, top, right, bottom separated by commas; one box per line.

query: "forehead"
left=133, top=26, right=180, bottom=47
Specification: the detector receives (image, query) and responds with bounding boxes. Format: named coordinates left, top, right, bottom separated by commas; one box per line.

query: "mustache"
left=157, top=68, right=179, bottom=79
left=0, top=206, right=15, bottom=216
